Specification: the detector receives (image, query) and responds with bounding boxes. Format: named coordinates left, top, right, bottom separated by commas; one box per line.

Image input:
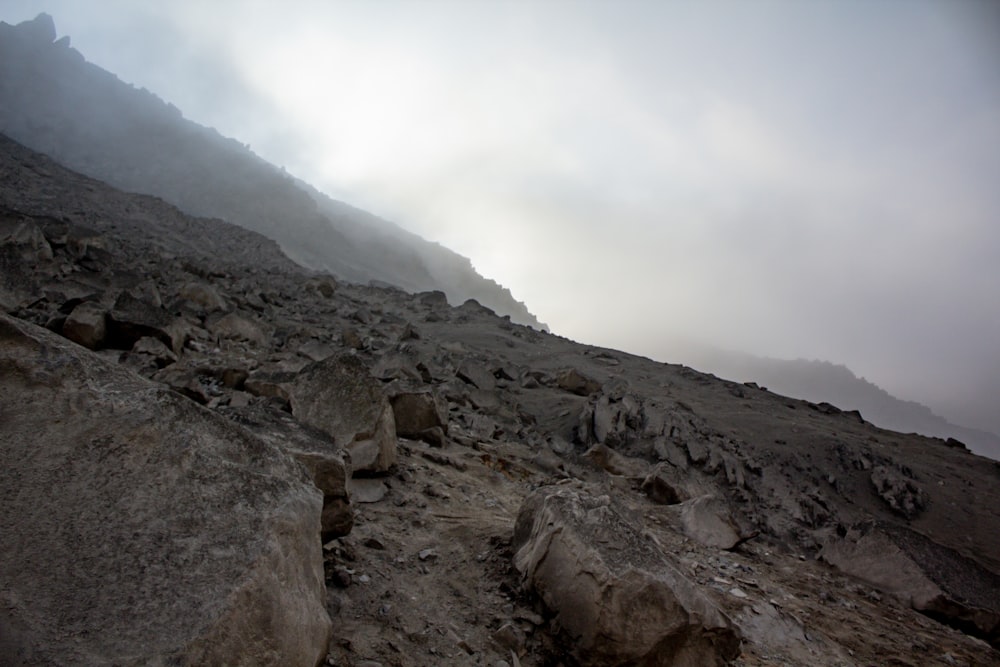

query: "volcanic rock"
left=512, top=486, right=742, bottom=666
left=0, top=314, right=330, bottom=666
left=291, top=353, right=397, bottom=474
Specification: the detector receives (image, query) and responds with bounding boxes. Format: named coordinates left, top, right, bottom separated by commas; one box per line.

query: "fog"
left=4, top=1, right=999, bottom=436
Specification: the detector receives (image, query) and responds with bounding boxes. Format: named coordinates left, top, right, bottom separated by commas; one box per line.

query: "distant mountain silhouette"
left=673, top=344, right=1000, bottom=460
left=0, top=13, right=544, bottom=329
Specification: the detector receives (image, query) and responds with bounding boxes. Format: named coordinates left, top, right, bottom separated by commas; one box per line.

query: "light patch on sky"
left=2, top=0, right=999, bottom=435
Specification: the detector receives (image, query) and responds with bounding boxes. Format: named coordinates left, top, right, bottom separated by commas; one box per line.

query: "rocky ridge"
left=0, top=13, right=543, bottom=330
left=2, top=131, right=999, bottom=666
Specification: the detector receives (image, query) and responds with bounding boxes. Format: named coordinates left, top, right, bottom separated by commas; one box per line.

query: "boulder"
left=820, top=523, right=1000, bottom=648
left=291, top=354, right=397, bottom=474
left=221, top=404, right=353, bottom=542
left=513, top=486, right=741, bottom=666
left=61, top=300, right=106, bottom=349
left=0, top=314, right=331, bottom=666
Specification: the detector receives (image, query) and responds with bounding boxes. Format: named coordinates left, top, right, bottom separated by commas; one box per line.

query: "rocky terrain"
left=3, top=127, right=1000, bottom=667
left=0, top=13, right=542, bottom=329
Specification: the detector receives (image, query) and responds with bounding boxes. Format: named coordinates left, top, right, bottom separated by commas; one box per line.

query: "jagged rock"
left=513, top=486, right=741, bottom=666
left=870, top=465, right=928, bottom=518
left=0, top=314, right=331, bottom=666
left=291, top=354, right=397, bottom=474
left=390, top=391, right=448, bottom=442
left=221, top=404, right=353, bottom=542
left=61, top=300, right=106, bottom=349
left=820, top=523, right=1000, bottom=648
left=556, top=368, right=601, bottom=396
left=680, top=495, right=743, bottom=550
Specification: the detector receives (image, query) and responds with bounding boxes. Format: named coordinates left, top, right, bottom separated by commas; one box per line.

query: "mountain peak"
left=15, top=13, right=56, bottom=44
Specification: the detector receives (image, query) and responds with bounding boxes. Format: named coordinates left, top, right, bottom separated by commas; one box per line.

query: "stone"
left=513, top=486, right=741, bottom=666
left=291, top=353, right=397, bottom=474
left=680, top=495, right=743, bottom=550
left=556, top=368, right=601, bottom=396
left=0, top=314, right=331, bottom=666
left=220, top=404, right=353, bottom=542
left=61, top=300, right=106, bottom=349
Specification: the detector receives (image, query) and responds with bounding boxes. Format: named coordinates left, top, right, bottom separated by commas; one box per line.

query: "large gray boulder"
left=291, top=353, right=397, bottom=474
left=512, top=486, right=741, bottom=666
left=0, top=314, right=331, bottom=666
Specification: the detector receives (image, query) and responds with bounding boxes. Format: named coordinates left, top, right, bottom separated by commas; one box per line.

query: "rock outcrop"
left=513, top=486, right=742, bottom=666
left=0, top=110, right=998, bottom=665
left=0, top=314, right=330, bottom=666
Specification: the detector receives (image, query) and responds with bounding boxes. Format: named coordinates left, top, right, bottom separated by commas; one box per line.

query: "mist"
left=3, top=0, right=999, bottom=437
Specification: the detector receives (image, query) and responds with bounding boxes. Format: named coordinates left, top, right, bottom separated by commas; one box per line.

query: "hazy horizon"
left=3, top=1, right=999, bottom=437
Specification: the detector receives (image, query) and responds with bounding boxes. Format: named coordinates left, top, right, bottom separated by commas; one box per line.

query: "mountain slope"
left=0, top=13, right=543, bottom=329
left=2, top=131, right=998, bottom=664
left=670, top=343, right=1000, bottom=461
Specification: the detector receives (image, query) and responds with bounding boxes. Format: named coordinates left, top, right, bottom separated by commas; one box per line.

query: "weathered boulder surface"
left=0, top=314, right=331, bottom=666
left=222, top=404, right=353, bottom=542
left=291, top=353, right=397, bottom=474
left=820, top=522, right=1000, bottom=647
left=512, top=486, right=741, bottom=666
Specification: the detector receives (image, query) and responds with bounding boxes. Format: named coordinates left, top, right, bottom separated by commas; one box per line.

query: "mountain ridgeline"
left=673, top=346, right=1000, bottom=461
left=0, top=13, right=544, bottom=330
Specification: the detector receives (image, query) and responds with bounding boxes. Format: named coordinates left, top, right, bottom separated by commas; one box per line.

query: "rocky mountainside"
left=0, top=13, right=543, bottom=329
left=672, top=347, right=1000, bottom=461
left=3, top=132, right=999, bottom=666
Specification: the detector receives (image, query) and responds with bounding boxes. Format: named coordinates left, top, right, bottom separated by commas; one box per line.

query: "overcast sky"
left=4, top=1, right=999, bottom=434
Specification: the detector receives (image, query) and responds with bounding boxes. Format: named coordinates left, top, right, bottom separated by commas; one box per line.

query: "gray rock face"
left=513, top=486, right=741, bottom=666
left=291, top=353, right=397, bottom=474
left=0, top=314, right=331, bottom=666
